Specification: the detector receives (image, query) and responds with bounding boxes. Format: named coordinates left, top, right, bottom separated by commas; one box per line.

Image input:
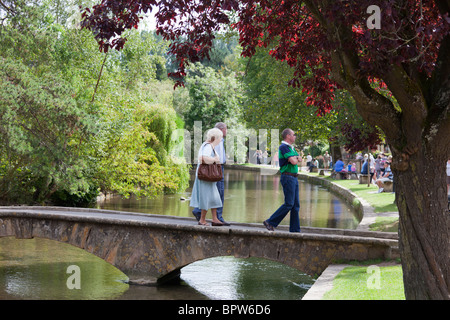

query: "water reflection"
left=0, top=237, right=313, bottom=300
left=181, top=257, right=314, bottom=300
left=0, top=237, right=208, bottom=300
left=0, top=237, right=128, bottom=299
left=97, top=169, right=359, bottom=229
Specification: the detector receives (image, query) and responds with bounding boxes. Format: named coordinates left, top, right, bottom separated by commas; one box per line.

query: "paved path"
left=302, top=264, right=351, bottom=300
left=357, top=211, right=399, bottom=231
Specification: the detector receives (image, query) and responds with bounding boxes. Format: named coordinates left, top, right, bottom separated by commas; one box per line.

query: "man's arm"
left=288, top=155, right=301, bottom=165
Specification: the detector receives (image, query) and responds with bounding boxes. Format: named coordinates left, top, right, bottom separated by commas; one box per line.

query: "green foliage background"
left=0, top=0, right=189, bottom=205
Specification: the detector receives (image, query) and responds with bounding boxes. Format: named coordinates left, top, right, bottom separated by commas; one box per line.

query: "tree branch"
left=303, top=0, right=328, bottom=27
left=328, top=24, right=403, bottom=145
left=91, top=52, right=108, bottom=103
left=0, top=0, right=15, bottom=13
left=383, top=64, right=427, bottom=148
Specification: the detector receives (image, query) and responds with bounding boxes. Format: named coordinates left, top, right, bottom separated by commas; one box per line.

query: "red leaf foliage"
left=80, top=0, right=449, bottom=114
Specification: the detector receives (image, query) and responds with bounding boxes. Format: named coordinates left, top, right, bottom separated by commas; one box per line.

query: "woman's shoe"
left=198, top=221, right=209, bottom=226
left=211, top=221, right=223, bottom=226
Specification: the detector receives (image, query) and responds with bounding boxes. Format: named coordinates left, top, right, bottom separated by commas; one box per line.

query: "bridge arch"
left=0, top=207, right=398, bottom=285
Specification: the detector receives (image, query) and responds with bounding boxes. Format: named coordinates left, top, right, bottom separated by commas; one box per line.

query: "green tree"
left=0, top=0, right=188, bottom=205
left=0, top=55, right=98, bottom=204
left=241, top=47, right=336, bottom=142
left=182, top=62, right=244, bottom=132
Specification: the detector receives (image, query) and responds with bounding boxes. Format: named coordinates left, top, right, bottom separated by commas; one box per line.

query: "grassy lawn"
left=330, top=179, right=397, bottom=213
left=369, top=217, right=399, bottom=232
left=323, top=265, right=405, bottom=300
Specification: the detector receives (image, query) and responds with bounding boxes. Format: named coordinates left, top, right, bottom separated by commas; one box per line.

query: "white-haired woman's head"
left=206, top=128, right=223, bottom=144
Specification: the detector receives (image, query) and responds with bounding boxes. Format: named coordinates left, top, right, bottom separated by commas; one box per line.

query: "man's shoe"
left=220, top=220, right=231, bottom=226
left=263, top=220, right=274, bottom=231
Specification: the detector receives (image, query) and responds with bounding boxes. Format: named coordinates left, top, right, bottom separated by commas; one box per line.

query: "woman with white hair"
left=190, top=128, right=224, bottom=226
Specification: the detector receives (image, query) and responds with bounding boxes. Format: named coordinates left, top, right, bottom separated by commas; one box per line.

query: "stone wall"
left=0, top=207, right=397, bottom=285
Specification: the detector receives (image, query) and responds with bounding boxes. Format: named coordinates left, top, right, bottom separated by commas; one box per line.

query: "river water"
left=0, top=169, right=359, bottom=300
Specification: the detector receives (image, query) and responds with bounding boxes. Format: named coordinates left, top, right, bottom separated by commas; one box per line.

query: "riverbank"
left=297, top=170, right=399, bottom=232
left=302, top=261, right=404, bottom=300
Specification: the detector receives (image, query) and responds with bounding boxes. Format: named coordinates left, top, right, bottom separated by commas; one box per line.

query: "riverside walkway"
left=0, top=206, right=398, bottom=285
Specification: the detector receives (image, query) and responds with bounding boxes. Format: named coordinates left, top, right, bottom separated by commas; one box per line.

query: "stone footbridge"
left=0, top=206, right=398, bottom=285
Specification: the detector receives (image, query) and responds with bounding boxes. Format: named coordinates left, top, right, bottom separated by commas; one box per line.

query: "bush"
left=50, top=186, right=99, bottom=208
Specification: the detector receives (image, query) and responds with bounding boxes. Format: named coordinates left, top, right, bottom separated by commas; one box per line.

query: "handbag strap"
left=200, top=142, right=219, bottom=164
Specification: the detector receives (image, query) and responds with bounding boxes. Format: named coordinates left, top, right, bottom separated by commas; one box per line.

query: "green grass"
left=370, top=217, right=399, bottom=232
left=323, top=265, right=405, bottom=300
left=302, top=171, right=404, bottom=299
left=309, top=172, right=398, bottom=213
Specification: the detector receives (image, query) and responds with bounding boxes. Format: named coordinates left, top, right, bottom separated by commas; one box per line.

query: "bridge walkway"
left=0, top=206, right=398, bottom=238
left=0, top=206, right=399, bottom=285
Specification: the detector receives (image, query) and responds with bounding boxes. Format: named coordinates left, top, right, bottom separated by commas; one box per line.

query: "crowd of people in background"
left=251, top=148, right=450, bottom=197
left=331, top=152, right=394, bottom=193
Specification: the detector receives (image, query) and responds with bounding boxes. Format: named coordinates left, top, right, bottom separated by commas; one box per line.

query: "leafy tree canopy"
left=0, top=0, right=189, bottom=205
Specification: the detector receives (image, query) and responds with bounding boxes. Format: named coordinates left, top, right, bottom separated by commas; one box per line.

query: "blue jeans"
left=193, top=167, right=225, bottom=222
left=267, top=174, right=301, bottom=232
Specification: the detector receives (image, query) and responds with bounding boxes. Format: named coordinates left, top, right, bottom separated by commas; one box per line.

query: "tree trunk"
left=391, top=146, right=449, bottom=299
left=329, top=142, right=342, bottom=164
left=329, top=44, right=450, bottom=299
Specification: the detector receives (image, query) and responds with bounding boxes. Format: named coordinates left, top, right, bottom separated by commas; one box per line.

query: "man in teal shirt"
left=263, top=128, right=301, bottom=232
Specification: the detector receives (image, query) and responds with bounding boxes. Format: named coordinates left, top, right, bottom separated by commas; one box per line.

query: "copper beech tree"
left=81, top=0, right=450, bottom=299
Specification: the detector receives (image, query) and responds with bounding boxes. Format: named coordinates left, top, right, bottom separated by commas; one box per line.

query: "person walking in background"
left=374, top=154, right=382, bottom=179
left=190, top=128, right=224, bottom=226
left=263, top=128, right=301, bottom=233
left=192, top=122, right=230, bottom=225
left=306, top=153, right=312, bottom=168
left=272, top=151, right=279, bottom=167
left=324, top=151, right=331, bottom=169
left=263, top=150, right=268, bottom=165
